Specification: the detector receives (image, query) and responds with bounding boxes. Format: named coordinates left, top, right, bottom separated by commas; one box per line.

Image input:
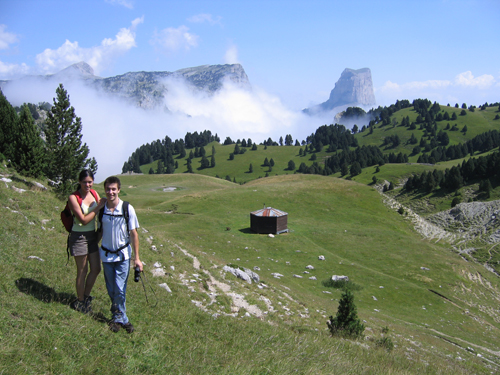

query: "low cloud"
left=1, top=74, right=324, bottom=181
left=151, top=25, right=199, bottom=53
left=34, top=17, right=143, bottom=75
left=454, top=71, right=495, bottom=89
left=0, top=24, right=19, bottom=50
left=377, top=71, right=498, bottom=106
left=162, top=76, right=299, bottom=139
left=224, top=45, right=239, bottom=64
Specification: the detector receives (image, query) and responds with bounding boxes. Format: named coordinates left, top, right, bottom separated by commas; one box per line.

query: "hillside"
left=1, top=165, right=500, bottom=374
left=353, top=104, right=500, bottom=160
left=129, top=102, right=500, bottom=187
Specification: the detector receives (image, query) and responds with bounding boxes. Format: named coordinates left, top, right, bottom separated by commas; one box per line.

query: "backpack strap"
left=101, top=243, right=130, bottom=261
left=98, top=201, right=129, bottom=233
left=74, top=189, right=99, bottom=207
left=98, top=201, right=131, bottom=260
left=122, top=201, right=130, bottom=233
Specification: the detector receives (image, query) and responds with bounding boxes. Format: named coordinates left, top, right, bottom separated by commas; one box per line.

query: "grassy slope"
left=140, top=142, right=330, bottom=185
left=137, top=105, right=500, bottom=208
left=354, top=106, right=499, bottom=161
left=2, top=167, right=499, bottom=374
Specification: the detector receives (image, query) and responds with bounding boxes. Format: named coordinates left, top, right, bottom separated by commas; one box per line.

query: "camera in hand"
left=134, top=266, right=141, bottom=282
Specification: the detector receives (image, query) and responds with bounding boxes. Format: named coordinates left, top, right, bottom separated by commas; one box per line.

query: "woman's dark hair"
left=78, top=169, right=95, bottom=182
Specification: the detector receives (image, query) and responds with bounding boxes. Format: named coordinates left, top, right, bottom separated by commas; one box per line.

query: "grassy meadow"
left=136, top=105, right=500, bottom=210
left=355, top=105, right=500, bottom=160
left=1, top=166, right=500, bottom=374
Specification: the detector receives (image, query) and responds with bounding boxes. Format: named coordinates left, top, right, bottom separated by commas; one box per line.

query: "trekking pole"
left=134, top=267, right=158, bottom=307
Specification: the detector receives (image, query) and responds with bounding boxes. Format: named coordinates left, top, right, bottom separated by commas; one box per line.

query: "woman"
left=68, top=169, right=106, bottom=313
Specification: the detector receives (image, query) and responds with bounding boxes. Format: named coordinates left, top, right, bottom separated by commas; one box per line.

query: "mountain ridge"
left=0, top=61, right=250, bottom=109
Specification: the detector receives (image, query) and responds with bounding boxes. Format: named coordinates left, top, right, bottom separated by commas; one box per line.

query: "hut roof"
left=250, top=207, right=288, bottom=217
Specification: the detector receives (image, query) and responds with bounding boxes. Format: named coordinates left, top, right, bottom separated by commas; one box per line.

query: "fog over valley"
left=1, top=71, right=335, bottom=181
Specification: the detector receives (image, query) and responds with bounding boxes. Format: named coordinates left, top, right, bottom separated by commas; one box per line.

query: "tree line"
left=416, top=130, right=500, bottom=164
left=121, top=131, right=219, bottom=174
left=404, top=151, right=500, bottom=197
left=0, top=85, right=96, bottom=195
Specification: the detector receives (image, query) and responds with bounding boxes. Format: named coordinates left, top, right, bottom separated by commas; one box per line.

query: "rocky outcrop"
left=95, top=63, right=249, bottom=109
left=0, top=61, right=250, bottom=110
left=427, top=201, right=500, bottom=244
left=304, top=68, right=376, bottom=115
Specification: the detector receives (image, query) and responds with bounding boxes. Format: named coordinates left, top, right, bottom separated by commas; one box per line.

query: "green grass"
left=355, top=105, right=500, bottom=160
left=135, top=104, right=500, bottom=216
left=140, top=141, right=333, bottom=184
left=1, top=166, right=500, bottom=374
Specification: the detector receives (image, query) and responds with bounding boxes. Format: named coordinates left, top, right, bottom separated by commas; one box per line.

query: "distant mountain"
left=304, top=68, right=376, bottom=115
left=0, top=62, right=250, bottom=109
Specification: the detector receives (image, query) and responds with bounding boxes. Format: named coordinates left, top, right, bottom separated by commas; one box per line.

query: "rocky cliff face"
left=0, top=62, right=250, bottom=110
left=304, top=68, right=376, bottom=115
left=95, top=63, right=250, bottom=109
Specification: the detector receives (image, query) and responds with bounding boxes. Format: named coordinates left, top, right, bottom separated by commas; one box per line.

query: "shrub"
left=327, top=290, right=365, bottom=338
left=322, top=278, right=362, bottom=291
left=375, top=336, right=394, bottom=351
left=451, top=197, right=461, bottom=207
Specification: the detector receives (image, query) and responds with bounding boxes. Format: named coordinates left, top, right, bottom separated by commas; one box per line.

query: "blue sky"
left=1, top=0, right=499, bottom=178
left=2, top=0, right=499, bottom=108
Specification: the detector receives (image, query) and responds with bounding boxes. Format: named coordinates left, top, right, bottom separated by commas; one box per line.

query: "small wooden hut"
left=250, top=207, right=288, bottom=234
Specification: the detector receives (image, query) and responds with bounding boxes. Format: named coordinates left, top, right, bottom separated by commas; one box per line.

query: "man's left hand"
left=135, top=259, right=143, bottom=272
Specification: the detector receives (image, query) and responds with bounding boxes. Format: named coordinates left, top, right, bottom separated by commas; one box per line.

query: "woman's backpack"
left=60, top=189, right=99, bottom=232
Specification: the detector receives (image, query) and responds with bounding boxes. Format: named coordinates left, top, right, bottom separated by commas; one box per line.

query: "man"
left=99, top=176, right=143, bottom=333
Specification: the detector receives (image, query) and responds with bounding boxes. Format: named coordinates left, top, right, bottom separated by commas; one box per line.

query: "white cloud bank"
left=33, top=17, right=143, bottom=76
left=0, top=60, right=30, bottom=77
left=0, top=24, right=19, bottom=50
left=1, top=75, right=324, bottom=182
left=377, top=71, right=498, bottom=106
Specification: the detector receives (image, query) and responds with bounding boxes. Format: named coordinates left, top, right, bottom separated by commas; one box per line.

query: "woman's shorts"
left=69, top=231, right=99, bottom=257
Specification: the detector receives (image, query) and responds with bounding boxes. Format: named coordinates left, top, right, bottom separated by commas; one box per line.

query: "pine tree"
left=156, top=159, right=165, bottom=174
left=210, top=154, right=216, bottom=168
left=200, top=155, right=210, bottom=169
left=327, top=289, right=364, bottom=338
left=44, top=84, right=95, bottom=194
left=0, top=90, right=19, bottom=160
left=13, top=105, right=45, bottom=177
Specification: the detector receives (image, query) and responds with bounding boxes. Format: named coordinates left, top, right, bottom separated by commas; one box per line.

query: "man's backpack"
left=60, top=189, right=99, bottom=232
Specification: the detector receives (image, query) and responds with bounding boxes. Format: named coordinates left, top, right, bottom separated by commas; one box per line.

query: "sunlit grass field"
left=2, top=167, right=498, bottom=374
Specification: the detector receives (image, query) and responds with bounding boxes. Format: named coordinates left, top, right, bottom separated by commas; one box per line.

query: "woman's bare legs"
left=74, top=255, right=89, bottom=302
left=74, top=251, right=101, bottom=301
left=84, top=251, right=101, bottom=297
